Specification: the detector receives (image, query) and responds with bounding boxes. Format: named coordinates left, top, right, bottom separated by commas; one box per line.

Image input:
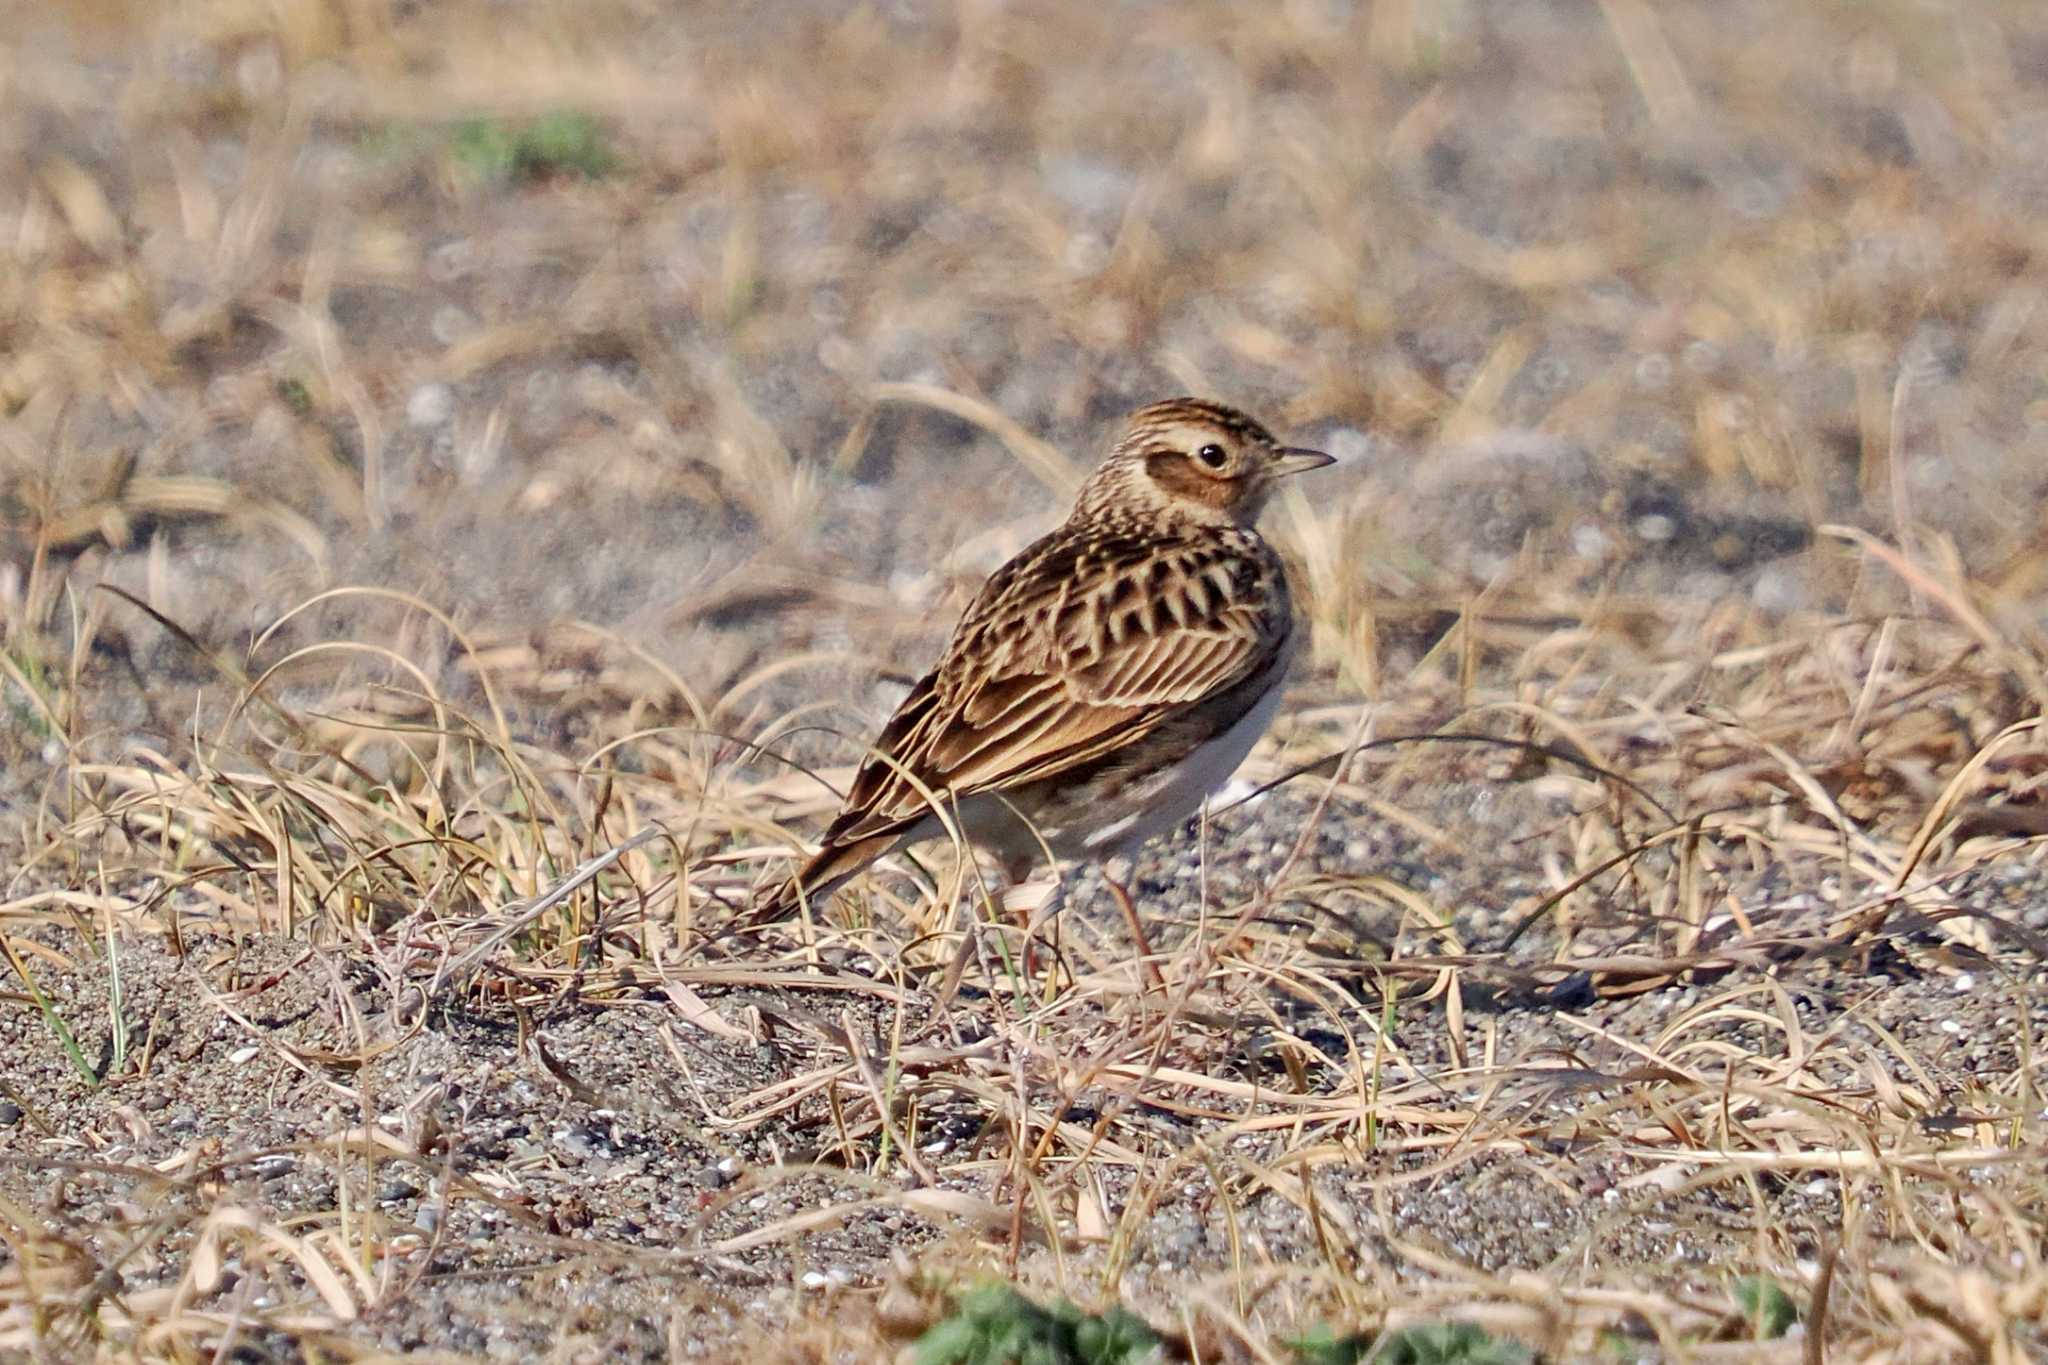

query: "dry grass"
left=5, top=0, right=2048, bottom=1361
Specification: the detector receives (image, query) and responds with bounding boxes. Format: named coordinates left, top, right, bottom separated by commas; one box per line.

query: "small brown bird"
left=753, top=398, right=1333, bottom=927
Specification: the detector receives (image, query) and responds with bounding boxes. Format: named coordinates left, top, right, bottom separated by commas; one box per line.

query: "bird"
left=751, top=397, right=1334, bottom=934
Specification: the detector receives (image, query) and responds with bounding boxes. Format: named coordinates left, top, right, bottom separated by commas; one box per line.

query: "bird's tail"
left=747, top=833, right=900, bottom=926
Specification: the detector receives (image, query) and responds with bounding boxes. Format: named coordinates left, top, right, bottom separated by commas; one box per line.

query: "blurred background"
left=4, top=0, right=2047, bottom=779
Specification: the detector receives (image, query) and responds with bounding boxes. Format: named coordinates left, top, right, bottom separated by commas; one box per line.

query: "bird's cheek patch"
left=1142, top=452, right=1243, bottom=509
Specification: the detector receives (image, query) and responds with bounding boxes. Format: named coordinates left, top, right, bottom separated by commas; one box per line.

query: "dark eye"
left=1194, top=443, right=1229, bottom=470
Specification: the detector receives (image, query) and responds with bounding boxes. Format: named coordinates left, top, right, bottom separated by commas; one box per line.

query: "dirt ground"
left=5, top=1, right=2048, bottom=1361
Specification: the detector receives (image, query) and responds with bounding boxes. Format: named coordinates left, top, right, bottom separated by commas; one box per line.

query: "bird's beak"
left=1269, top=447, right=1337, bottom=478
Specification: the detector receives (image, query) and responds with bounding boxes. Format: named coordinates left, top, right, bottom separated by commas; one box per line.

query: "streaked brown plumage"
left=752, top=398, right=1333, bottom=924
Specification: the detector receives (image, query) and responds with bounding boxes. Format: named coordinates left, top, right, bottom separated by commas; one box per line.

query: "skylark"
left=752, top=397, right=1333, bottom=927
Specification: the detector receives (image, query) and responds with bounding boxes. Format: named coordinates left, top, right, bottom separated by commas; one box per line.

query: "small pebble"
left=407, top=383, right=455, bottom=428
left=1634, top=513, right=1677, bottom=543
left=426, top=239, right=475, bottom=284
left=429, top=305, right=476, bottom=347
left=0, top=1101, right=21, bottom=1126
left=228, top=1045, right=261, bottom=1064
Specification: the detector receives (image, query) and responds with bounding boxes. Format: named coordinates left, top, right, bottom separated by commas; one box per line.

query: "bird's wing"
left=816, top=526, right=1290, bottom=848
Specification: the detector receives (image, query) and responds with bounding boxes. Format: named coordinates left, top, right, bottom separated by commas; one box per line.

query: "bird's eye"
left=1194, top=443, right=1229, bottom=470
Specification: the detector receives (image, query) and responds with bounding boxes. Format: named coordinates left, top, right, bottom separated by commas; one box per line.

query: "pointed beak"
left=1269, top=447, right=1337, bottom=478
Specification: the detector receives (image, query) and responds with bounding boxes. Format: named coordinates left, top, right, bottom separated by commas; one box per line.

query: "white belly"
left=1071, top=678, right=1286, bottom=858
left=876, top=676, right=1288, bottom=878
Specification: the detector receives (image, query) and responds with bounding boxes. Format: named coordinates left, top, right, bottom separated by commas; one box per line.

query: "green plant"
left=1293, top=1322, right=1534, bottom=1365
left=449, top=111, right=616, bottom=184
left=275, top=376, right=313, bottom=416
left=916, top=1285, right=1161, bottom=1365
left=2, top=937, right=98, bottom=1088
left=1732, top=1276, right=1798, bottom=1340
left=2, top=645, right=58, bottom=741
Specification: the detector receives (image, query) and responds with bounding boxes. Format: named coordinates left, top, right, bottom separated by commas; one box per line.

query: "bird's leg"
left=998, top=855, right=1061, bottom=978
left=1103, top=874, right=1165, bottom=993
left=939, top=859, right=1042, bottom=1004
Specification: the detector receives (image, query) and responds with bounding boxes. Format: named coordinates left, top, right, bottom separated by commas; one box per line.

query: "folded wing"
left=816, top=526, right=1288, bottom=849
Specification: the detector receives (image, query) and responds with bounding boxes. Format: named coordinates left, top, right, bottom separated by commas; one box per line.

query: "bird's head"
left=1073, top=398, right=1334, bottom=527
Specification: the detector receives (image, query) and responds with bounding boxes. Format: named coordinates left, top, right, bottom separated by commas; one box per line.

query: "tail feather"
left=748, top=832, right=901, bottom=926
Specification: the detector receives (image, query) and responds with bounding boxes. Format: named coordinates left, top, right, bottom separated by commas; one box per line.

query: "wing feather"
left=816, top=523, right=1289, bottom=847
